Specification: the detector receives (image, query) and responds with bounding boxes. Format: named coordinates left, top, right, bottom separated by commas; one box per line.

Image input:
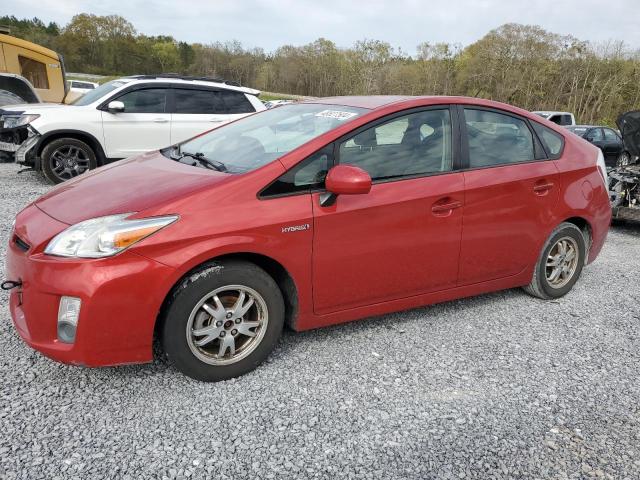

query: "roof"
left=307, top=96, right=415, bottom=109
left=303, top=96, right=538, bottom=120
left=0, top=33, right=60, bottom=61
left=122, top=75, right=260, bottom=96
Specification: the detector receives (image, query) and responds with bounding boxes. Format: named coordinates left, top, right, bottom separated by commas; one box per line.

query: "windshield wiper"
left=169, top=147, right=227, bottom=172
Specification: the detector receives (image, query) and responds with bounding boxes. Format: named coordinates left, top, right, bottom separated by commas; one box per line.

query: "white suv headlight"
left=45, top=213, right=178, bottom=258
left=3, top=114, right=40, bottom=128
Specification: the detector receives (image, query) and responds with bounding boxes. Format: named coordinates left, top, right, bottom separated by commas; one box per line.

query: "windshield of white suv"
left=72, top=79, right=132, bottom=106
left=168, top=103, right=367, bottom=173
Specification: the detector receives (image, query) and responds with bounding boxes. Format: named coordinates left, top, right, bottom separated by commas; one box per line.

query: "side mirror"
left=320, top=165, right=372, bottom=207
left=107, top=100, right=125, bottom=113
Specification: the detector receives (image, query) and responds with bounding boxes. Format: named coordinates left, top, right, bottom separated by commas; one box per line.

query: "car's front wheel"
left=41, top=137, right=97, bottom=184
left=162, top=260, right=284, bottom=382
left=524, top=222, right=586, bottom=300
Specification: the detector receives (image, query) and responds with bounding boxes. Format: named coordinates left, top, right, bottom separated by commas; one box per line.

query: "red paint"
left=325, top=165, right=372, bottom=195
left=5, top=96, right=611, bottom=367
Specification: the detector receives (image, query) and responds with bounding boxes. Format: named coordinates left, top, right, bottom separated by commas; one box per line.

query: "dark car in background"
left=566, top=125, right=628, bottom=167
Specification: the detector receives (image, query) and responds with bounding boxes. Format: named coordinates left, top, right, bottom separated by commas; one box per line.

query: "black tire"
left=162, top=260, right=284, bottom=382
left=523, top=222, right=587, bottom=300
left=41, top=137, right=97, bottom=184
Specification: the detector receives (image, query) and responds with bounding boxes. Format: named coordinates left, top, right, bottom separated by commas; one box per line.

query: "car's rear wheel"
left=162, top=260, right=284, bottom=382
left=524, top=222, right=586, bottom=300
left=41, top=138, right=97, bottom=184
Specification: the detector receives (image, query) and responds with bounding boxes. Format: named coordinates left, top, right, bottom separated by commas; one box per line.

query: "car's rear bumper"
left=5, top=205, right=175, bottom=367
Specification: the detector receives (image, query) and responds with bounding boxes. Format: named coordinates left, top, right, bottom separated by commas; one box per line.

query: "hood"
left=0, top=103, right=72, bottom=114
left=35, top=151, right=231, bottom=225
left=616, top=111, right=640, bottom=157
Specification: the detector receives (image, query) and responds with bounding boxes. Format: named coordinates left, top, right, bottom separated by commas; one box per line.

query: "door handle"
left=431, top=199, right=462, bottom=215
left=533, top=181, right=554, bottom=195
left=210, top=118, right=224, bottom=123
left=153, top=118, right=169, bottom=123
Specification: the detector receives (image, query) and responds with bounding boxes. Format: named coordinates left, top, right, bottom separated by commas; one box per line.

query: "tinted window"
left=19, top=56, right=49, bottom=89
left=117, top=88, right=167, bottom=113
left=261, top=146, right=332, bottom=196
left=560, top=115, right=573, bottom=126
left=221, top=91, right=254, bottom=114
left=174, top=89, right=226, bottom=114
left=464, top=109, right=534, bottom=167
left=586, top=128, right=603, bottom=142
left=339, top=109, right=452, bottom=181
left=531, top=122, right=564, bottom=157
left=603, top=128, right=619, bottom=142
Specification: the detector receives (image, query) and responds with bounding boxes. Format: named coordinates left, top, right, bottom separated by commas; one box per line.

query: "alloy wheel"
left=50, top=145, right=91, bottom=180
left=185, top=285, right=268, bottom=365
left=545, top=236, right=580, bottom=289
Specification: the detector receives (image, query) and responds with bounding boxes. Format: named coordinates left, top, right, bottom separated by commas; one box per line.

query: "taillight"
left=595, top=149, right=608, bottom=188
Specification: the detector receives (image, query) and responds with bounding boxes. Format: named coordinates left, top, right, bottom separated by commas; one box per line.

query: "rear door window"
left=603, top=128, right=620, bottom=142
left=174, top=89, right=226, bottom=114
left=464, top=109, right=535, bottom=167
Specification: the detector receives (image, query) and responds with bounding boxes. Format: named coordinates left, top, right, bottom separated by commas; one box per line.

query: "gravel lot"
left=1, top=163, right=639, bottom=480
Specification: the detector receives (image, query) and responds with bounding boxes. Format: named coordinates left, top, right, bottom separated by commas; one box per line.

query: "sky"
left=4, top=0, right=639, bottom=54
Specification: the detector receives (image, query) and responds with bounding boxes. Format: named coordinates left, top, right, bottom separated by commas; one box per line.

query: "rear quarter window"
left=221, top=91, right=255, bottom=114
left=532, top=122, right=564, bottom=158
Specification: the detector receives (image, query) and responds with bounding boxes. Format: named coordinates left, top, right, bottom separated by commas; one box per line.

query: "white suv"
left=0, top=75, right=265, bottom=183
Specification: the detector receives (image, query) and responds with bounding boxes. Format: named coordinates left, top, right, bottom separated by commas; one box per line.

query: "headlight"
left=3, top=114, right=40, bottom=128
left=45, top=213, right=178, bottom=258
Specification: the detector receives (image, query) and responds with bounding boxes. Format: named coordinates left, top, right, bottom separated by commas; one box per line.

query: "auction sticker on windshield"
left=314, top=110, right=359, bottom=120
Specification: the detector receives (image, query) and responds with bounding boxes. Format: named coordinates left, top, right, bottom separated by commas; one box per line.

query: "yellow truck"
left=0, top=30, right=67, bottom=103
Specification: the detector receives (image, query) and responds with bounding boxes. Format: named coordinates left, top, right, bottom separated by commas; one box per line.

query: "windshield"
left=72, top=79, right=131, bottom=106
left=173, top=103, right=367, bottom=173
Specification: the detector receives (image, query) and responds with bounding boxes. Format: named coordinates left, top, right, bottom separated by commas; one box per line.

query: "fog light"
left=57, top=296, right=81, bottom=343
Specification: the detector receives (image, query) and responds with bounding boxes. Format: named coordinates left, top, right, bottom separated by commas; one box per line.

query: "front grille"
left=13, top=235, right=30, bottom=252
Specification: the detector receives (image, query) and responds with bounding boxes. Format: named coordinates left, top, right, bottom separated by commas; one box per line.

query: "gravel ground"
left=1, top=163, right=639, bottom=480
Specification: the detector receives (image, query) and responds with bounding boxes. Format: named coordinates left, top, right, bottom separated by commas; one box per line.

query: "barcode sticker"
left=314, top=110, right=358, bottom=120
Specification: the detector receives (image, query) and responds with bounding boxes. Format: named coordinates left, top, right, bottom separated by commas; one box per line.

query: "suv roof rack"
left=128, top=74, right=241, bottom=87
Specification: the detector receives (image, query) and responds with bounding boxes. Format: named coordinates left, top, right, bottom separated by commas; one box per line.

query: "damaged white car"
left=0, top=74, right=264, bottom=183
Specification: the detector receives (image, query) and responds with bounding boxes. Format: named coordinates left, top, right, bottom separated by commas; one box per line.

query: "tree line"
left=3, top=14, right=640, bottom=125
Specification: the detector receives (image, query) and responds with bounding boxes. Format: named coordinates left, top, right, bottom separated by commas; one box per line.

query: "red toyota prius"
left=4, top=96, right=611, bottom=381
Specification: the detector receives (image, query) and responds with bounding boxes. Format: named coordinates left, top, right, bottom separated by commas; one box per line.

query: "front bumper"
left=6, top=205, right=175, bottom=367
left=0, top=124, right=39, bottom=164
